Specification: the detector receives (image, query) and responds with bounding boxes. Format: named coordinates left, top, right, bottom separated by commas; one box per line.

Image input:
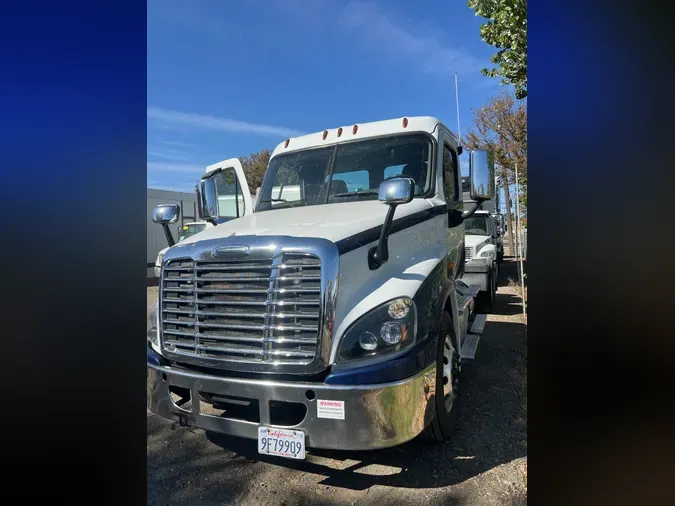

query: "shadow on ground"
left=147, top=260, right=527, bottom=505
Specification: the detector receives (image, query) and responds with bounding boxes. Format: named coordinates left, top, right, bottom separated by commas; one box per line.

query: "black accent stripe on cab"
left=336, top=204, right=447, bottom=255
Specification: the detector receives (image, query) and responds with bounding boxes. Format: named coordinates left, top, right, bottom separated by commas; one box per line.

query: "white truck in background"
left=461, top=210, right=499, bottom=313
left=462, top=175, right=505, bottom=263
left=148, top=116, right=496, bottom=458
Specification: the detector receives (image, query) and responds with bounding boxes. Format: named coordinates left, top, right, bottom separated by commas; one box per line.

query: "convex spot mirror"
left=152, top=204, right=180, bottom=224
left=378, top=178, right=414, bottom=205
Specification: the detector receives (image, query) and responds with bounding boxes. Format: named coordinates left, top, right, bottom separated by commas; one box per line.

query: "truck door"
left=438, top=128, right=463, bottom=278
left=204, top=158, right=254, bottom=220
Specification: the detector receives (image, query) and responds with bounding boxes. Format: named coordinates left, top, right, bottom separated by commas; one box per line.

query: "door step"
left=470, top=314, right=487, bottom=334
left=457, top=295, right=473, bottom=314
left=460, top=333, right=480, bottom=360
left=457, top=283, right=480, bottom=298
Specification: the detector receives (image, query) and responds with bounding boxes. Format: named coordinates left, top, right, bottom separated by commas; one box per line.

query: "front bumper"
left=147, top=361, right=437, bottom=451
left=463, top=258, right=490, bottom=291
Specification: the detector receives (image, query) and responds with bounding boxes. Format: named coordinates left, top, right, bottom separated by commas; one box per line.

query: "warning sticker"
left=316, top=399, right=345, bottom=420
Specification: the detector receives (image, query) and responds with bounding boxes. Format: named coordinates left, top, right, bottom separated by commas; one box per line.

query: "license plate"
left=257, top=426, right=305, bottom=459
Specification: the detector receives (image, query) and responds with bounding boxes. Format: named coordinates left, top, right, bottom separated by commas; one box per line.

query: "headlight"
left=480, top=249, right=493, bottom=258
left=156, top=252, right=165, bottom=267
left=147, top=299, right=159, bottom=346
left=337, top=297, right=417, bottom=363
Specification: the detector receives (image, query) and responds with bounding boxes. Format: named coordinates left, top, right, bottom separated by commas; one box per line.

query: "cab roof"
left=271, top=116, right=455, bottom=157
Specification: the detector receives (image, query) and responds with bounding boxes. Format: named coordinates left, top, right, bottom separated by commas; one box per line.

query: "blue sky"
left=147, top=0, right=510, bottom=193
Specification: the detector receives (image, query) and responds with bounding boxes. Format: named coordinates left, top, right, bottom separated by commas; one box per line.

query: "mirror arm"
left=461, top=199, right=485, bottom=220
left=368, top=204, right=398, bottom=270
left=161, top=224, right=176, bottom=247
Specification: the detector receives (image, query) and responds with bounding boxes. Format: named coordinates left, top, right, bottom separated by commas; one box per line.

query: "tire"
left=497, top=250, right=504, bottom=264
left=475, top=269, right=496, bottom=314
left=422, top=311, right=462, bottom=442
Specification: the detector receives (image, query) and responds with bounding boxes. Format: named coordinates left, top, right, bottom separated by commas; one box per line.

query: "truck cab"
left=462, top=210, right=499, bottom=313
left=462, top=175, right=504, bottom=263
left=148, top=116, right=495, bottom=458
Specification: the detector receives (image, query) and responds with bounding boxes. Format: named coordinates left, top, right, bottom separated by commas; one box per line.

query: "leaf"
left=468, top=0, right=527, bottom=98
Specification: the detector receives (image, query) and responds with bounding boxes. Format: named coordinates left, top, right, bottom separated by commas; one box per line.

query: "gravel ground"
left=147, top=259, right=527, bottom=505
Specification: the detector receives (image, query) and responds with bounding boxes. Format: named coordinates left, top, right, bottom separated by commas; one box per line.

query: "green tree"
left=468, top=0, right=527, bottom=99
left=239, top=148, right=272, bottom=192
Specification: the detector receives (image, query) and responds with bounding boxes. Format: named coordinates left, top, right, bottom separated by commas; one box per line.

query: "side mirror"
left=153, top=204, right=180, bottom=247
left=469, top=150, right=495, bottom=201
left=152, top=204, right=179, bottom=224
left=378, top=178, right=414, bottom=205
left=369, top=178, right=414, bottom=270
left=197, top=178, right=219, bottom=220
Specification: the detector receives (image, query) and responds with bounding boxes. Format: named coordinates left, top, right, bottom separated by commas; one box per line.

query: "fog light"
left=148, top=299, right=159, bottom=346
left=380, top=323, right=403, bottom=345
left=147, top=326, right=159, bottom=347
left=359, top=331, right=378, bottom=350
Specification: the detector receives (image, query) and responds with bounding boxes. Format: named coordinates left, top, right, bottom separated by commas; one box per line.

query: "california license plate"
left=257, top=426, right=305, bottom=459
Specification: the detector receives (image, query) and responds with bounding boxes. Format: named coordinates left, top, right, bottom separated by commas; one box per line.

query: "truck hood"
left=177, top=199, right=435, bottom=246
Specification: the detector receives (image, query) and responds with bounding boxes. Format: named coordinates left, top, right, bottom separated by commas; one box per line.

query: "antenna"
left=455, top=72, right=462, bottom=154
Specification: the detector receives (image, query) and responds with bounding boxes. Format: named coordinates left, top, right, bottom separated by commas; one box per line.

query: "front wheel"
left=422, top=312, right=461, bottom=442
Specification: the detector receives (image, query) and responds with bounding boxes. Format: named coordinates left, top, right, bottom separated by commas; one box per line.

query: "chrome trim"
left=147, top=362, right=437, bottom=450
left=159, top=236, right=339, bottom=375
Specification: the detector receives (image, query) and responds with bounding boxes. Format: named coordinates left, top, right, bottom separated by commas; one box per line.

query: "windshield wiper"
left=269, top=197, right=295, bottom=208
left=332, top=190, right=379, bottom=198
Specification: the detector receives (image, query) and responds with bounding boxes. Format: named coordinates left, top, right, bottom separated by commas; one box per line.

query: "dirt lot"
left=147, top=260, right=527, bottom=505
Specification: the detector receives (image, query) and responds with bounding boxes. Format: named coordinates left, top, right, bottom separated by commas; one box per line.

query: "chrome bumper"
left=147, top=362, right=437, bottom=451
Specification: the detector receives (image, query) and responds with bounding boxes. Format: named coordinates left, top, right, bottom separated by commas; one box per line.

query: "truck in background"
left=461, top=210, right=499, bottom=313
left=463, top=175, right=505, bottom=263
left=148, top=117, right=495, bottom=458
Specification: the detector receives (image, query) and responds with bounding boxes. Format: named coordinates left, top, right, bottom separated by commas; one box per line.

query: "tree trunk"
left=502, top=166, right=515, bottom=256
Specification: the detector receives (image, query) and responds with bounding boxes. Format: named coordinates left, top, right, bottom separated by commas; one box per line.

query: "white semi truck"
left=461, top=210, right=499, bottom=313
left=462, top=175, right=505, bottom=263
left=147, top=116, right=495, bottom=458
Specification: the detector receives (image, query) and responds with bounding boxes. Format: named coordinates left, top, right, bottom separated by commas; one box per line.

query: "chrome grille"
left=160, top=254, right=322, bottom=365
left=464, top=246, right=473, bottom=260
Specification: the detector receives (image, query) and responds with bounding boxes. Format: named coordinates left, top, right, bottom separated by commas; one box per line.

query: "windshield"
left=464, top=215, right=490, bottom=236
left=178, top=223, right=208, bottom=242
left=255, top=134, right=433, bottom=211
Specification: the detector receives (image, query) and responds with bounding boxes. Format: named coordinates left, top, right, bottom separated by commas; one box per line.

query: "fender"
left=439, top=269, right=461, bottom=349
left=326, top=255, right=450, bottom=385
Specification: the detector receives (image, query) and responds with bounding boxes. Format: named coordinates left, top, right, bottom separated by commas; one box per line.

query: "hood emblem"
left=211, top=245, right=251, bottom=259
